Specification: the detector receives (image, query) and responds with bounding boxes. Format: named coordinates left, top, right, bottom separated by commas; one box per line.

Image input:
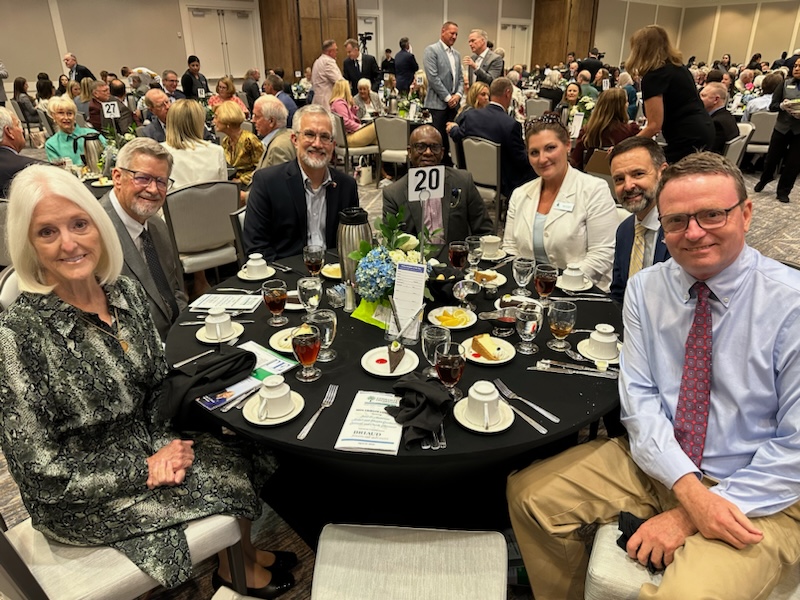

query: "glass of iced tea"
left=547, top=300, right=577, bottom=352
left=291, top=324, right=322, bottom=382
left=448, top=241, right=469, bottom=271
left=303, top=244, right=325, bottom=277
left=435, top=342, right=466, bottom=400
left=261, top=279, right=288, bottom=327
left=534, top=263, right=558, bottom=307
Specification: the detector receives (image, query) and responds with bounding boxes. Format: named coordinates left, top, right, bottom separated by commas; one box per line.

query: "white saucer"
left=467, top=270, right=508, bottom=286
left=427, top=306, right=477, bottom=330
left=494, top=295, right=537, bottom=310
left=242, top=391, right=305, bottom=426
left=237, top=266, right=276, bottom=281
left=483, top=249, right=508, bottom=261
left=361, top=346, right=419, bottom=377
left=269, top=328, right=296, bottom=353
left=577, top=339, right=621, bottom=364
left=463, top=336, right=516, bottom=365
left=557, top=275, right=593, bottom=292
left=321, top=263, right=342, bottom=280
left=284, top=290, right=305, bottom=311
left=195, top=321, right=244, bottom=344
left=90, top=180, right=112, bottom=187
left=454, top=400, right=514, bottom=433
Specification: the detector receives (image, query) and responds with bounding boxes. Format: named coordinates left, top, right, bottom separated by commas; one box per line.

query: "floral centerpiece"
left=397, top=98, right=411, bottom=118
left=98, top=123, right=137, bottom=175
left=570, top=95, right=595, bottom=124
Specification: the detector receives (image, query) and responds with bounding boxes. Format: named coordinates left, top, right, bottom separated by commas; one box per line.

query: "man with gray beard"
left=243, top=105, right=358, bottom=260
left=101, top=137, right=186, bottom=340
left=609, top=137, right=670, bottom=303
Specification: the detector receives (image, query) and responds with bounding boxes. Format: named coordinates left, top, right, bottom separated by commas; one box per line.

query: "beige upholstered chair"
left=9, top=100, right=39, bottom=147
left=0, top=200, right=11, bottom=268
left=723, top=132, right=752, bottom=168
left=584, top=149, right=616, bottom=199
left=374, top=116, right=409, bottom=185
left=526, top=97, right=551, bottom=119
left=0, top=511, right=248, bottom=600
left=162, top=180, right=239, bottom=288
left=0, top=266, right=19, bottom=310
left=311, top=524, right=507, bottom=600
left=462, top=136, right=504, bottom=234
left=36, top=109, right=54, bottom=138
left=230, top=205, right=247, bottom=267
left=332, top=114, right=379, bottom=175
left=746, top=111, right=778, bottom=157
left=585, top=521, right=800, bottom=600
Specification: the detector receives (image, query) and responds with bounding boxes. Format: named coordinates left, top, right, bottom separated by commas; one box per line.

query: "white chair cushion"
left=585, top=522, right=800, bottom=600
left=338, top=145, right=379, bottom=157
left=476, top=185, right=498, bottom=203
left=6, top=514, right=240, bottom=600
left=311, top=524, right=507, bottom=600
left=381, top=149, right=407, bottom=163
left=746, top=144, right=770, bottom=154
left=180, top=245, right=237, bottom=273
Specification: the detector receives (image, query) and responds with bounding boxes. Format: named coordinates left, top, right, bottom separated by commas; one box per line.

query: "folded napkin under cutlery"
left=385, top=372, right=453, bottom=449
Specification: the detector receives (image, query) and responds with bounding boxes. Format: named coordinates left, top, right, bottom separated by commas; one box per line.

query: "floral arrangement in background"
left=571, top=95, right=595, bottom=123
left=98, top=124, right=137, bottom=174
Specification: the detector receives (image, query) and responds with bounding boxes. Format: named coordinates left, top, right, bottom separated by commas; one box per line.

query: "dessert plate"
left=427, top=307, right=477, bottom=329
left=361, top=346, right=419, bottom=377
left=462, top=336, right=516, bottom=365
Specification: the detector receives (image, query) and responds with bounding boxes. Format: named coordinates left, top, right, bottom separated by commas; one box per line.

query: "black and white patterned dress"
left=0, top=276, right=274, bottom=588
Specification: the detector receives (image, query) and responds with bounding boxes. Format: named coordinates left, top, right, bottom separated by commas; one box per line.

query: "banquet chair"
left=0, top=509, right=248, bottom=600
left=584, top=521, right=800, bottom=600
left=36, top=109, right=55, bottom=138
left=237, top=91, right=248, bottom=106
left=163, top=181, right=240, bottom=290
left=241, top=121, right=254, bottom=134
left=374, top=116, right=409, bottom=187
left=310, top=524, right=507, bottom=600
left=462, top=137, right=504, bottom=234
left=737, top=122, right=754, bottom=139
left=746, top=110, right=778, bottom=157
left=0, top=200, right=11, bottom=268
left=332, top=114, right=379, bottom=176
left=75, top=112, right=88, bottom=128
left=584, top=149, right=616, bottom=199
left=526, top=97, right=551, bottom=119
left=9, top=99, right=39, bottom=147
left=230, top=206, right=247, bottom=266
left=723, top=132, right=751, bottom=168
left=0, top=266, right=19, bottom=310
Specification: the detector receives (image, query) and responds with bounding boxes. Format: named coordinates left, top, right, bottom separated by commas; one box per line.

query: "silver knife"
left=529, top=364, right=618, bottom=379
left=179, top=320, right=255, bottom=326
left=550, top=296, right=613, bottom=303
left=501, top=398, right=547, bottom=434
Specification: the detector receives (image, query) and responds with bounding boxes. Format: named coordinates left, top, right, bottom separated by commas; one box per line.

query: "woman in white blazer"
left=502, top=117, right=618, bottom=290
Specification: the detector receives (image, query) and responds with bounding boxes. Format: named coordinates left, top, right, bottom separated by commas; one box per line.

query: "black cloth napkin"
left=615, top=511, right=662, bottom=574
left=427, top=264, right=465, bottom=304
left=157, top=345, right=257, bottom=430
left=385, top=372, right=453, bottom=448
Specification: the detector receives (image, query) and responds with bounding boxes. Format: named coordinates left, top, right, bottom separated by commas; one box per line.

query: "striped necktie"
left=628, top=222, right=647, bottom=279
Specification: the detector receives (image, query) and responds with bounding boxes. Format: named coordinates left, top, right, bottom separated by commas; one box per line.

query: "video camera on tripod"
left=358, top=32, right=373, bottom=55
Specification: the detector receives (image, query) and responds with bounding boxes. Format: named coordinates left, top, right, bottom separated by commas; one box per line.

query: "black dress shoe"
left=212, top=569, right=295, bottom=599
left=754, top=179, right=770, bottom=192
left=777, top=193, right=791, bottom=203
left=264, top=550, right=298, bottom=571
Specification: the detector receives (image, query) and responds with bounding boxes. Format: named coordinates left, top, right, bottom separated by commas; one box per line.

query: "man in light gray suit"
left=464, top=29, right=503, bottom=86
left=101, top=138, right=186, bottom=341
left=253, top=94, right=295, bottom=170
left=423, top=21, right=463, bottom=166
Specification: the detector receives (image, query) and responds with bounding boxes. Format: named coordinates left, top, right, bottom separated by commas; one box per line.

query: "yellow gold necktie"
left=628, top=223, right=647, bottom=279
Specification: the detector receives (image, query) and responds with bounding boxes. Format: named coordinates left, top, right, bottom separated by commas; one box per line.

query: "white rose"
left=399, top=235, right=419, bottom=252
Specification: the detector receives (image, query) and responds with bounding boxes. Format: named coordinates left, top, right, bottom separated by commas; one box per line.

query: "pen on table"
left=172, top=349, right=215, bottom=369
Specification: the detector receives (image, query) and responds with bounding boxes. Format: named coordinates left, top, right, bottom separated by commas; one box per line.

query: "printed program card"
left=388, top=262, right=426, bottom=342
left=189, top=294, right=263, bottom=313
left=334, top=391, right=403, bottom=455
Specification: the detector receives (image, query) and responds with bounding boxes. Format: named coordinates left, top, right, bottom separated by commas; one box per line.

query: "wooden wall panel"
left=755, top=2, right=799, bottom=67
left=532, top=0, right=597, bottom=67
left=713, top=4, right=757, bottom=68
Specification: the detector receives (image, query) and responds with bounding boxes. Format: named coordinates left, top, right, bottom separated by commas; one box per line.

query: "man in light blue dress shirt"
left=507, top=152, right=800, bottom=600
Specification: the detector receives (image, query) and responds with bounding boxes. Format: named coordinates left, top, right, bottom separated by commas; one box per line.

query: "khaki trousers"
left=506, top=437, right=800, bottom=600
left=347, top=122, right=377, bottom=147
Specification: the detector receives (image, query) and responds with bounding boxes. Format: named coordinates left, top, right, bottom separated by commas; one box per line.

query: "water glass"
left=512, top=257, right=536, bottom=296
left=534, top=263, right=558, bottom=307
left=421, top=325, right=451, bottom=379
left=466, top=235, right=484, bottom=273
left=515, top=303, right=544, bottom=354
left=306, top=309, right=337, bottom=362
left=297, top=277, right=323, bottom=314
left=303, top=244, right=325, bottom=277
left=435, top=342, right=466, bottom=400
left=291, top=324, right=322, bottom=382
left=261, top=279, right=288, bottom=327
left=547, top=301, right=577, bottom=352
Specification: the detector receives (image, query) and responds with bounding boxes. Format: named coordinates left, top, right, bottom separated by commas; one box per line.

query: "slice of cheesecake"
left=387, top=340, right=406, bottom=373
left=472, top=334, right=500, bottom=361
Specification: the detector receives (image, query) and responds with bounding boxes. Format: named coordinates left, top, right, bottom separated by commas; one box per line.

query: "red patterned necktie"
left=674, top=282, right=712, bottom=468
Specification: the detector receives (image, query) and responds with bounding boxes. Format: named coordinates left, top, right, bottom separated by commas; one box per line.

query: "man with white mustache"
left=101, top=137, right=186, bottom=340
left=243, top=104, right=359, bottom=260
left=609, top=137, right=670, bottom=303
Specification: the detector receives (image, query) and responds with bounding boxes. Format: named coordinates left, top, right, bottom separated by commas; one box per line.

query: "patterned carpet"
left=0, top=152, right=796, bottom=600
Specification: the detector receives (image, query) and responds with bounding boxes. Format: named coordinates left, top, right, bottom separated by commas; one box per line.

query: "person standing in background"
left=180, top=56, right=210, bottom=101
left=0, top=61, right=7, bottom=107
left=395, top=38, right=418, bottom=94
left=423, top=21, right=463, bottom=166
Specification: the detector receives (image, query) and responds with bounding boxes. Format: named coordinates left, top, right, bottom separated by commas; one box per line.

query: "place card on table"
left=387, top=262, right=426, bottom=343
left=189, top=294, right=263, bottom=313
left=334, top=391, right=403, bottom=455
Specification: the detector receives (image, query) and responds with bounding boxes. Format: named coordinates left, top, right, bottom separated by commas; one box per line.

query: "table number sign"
left=407, top=166, right=445, bottom=202
left=101, top=101, right=120, bottom=119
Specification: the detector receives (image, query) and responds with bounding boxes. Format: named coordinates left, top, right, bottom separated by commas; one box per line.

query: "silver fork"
left=493, top=379, right=561, bottom=423
left=560, top=289, right=607, bottom=298
left=216, top=288, right=260, bottom=294
left=296, top=384, right=339, bottom=440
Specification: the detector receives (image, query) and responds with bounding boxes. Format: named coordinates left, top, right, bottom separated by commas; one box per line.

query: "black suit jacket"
left=579, top=57, right=602, bottom=81
left=100, top=194, right=187, bottom=341
left=710, top=108, right=739, bottom=154
left=70, top=64, right=96, bottom=82
left=343, top=54, right=381, bottom=93
left=394, top=50, right=419, bottom=92
left=382, top=167, right=493, bottom=261
left=243, top=160, right=359, bottom=260
left=610, top=214, right=671, bottom=303
left=0, top=147, right=43, bottom=197
left=243, top=78, right=260, bottom=111
left=449, top=103, right=536, bottom=198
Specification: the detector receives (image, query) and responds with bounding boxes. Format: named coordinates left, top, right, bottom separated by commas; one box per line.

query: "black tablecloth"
left=165, top=254, right=623, bottom=542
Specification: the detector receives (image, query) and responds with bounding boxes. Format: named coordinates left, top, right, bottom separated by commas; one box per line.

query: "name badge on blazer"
left=788, top=85, right=797, bottom=90
left=554, top=201, right=575, bottom=212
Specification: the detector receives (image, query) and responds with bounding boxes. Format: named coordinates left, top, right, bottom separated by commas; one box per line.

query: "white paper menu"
left=189, top=294, right=263, bottom=313
left=334, top=391, right=403, bottom=455
left=388, top=262, right=426, bottom=341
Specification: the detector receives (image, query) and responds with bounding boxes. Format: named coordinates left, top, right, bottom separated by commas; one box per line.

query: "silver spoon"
left=565, top=348, right=591, bottom=363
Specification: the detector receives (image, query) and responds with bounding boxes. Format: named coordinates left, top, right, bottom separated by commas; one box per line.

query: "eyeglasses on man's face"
left=120, top=167, right=174, bottom=192
left=411, top=142, right=443, bottom=154
left=659, top=200, right=743, bottom=233
left=299, top=130, right=334, bottom=144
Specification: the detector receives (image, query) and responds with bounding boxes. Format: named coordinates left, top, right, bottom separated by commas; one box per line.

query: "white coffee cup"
left=481, top=235, right=502, bottom=258
left=561, top=263, right=589, bottom=290
left=204, top=307, right=234, bottom=340
left=243, top=253, right=269, bottom=278
left=587, top=324, right=619, bottom=360
left=258, top=375, right=294, bottom=420
left=466, top=381, right=501, bottom=428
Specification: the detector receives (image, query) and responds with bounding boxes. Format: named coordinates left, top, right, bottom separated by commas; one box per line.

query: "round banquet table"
left=165, top=254, right=623, bottom=546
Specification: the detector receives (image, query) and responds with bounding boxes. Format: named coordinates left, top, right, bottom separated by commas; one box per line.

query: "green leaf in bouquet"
left=359, top=239, right=372, bottom=255
left=347, top=250, right=364, bottom=261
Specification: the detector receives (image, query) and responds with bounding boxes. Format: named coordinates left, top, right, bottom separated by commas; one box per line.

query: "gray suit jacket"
left=423, top=41, right=463, bottom=111
left=257, top=128, right=296, bottom=170
left=382, top=167, right=493, bottom=261
left=469, top=50, right=503, bottom=85
left=139, top=119, right=166, bottom=143
left=100, top=194, right=187, bottom=341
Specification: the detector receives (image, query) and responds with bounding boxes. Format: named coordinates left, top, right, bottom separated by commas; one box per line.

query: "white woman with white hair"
left=0, top=164, right=298, bottom=599
left=505, top=70, right=526, bottom=123
left=353, top=77, right=382, bottom=119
